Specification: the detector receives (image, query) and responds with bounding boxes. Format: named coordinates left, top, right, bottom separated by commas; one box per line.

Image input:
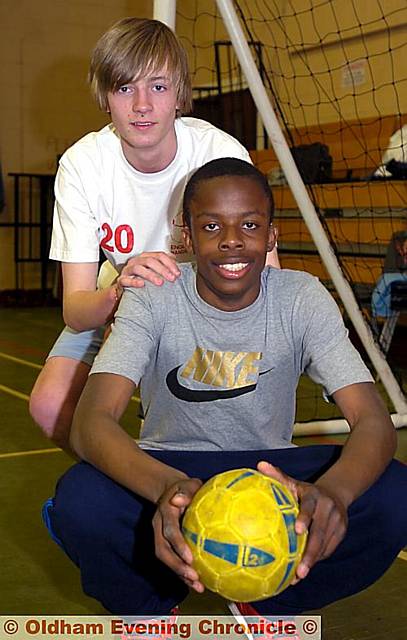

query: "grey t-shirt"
left=92, top=264, right=373, bottom=451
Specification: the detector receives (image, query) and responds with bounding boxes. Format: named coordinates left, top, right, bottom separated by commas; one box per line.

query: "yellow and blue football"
left=182, top=468, right=307, bottom=602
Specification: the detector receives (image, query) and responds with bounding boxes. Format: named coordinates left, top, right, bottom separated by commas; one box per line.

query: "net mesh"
left=177, top=0, right=407, bottom=421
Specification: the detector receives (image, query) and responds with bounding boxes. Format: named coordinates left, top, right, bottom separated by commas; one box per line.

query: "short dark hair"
left=182, top=157, right=274, bottom=228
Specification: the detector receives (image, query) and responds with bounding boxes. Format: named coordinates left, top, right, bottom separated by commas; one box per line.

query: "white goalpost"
left=153, top=0, right=176, bottom=29
left=215, top=0, right=407, bottom=433
left=154, top=0, right=407, bottom=434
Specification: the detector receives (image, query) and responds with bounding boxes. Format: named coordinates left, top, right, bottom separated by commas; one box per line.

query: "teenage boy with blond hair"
left=45, top=158, right=407, bottom=621
left=30, top=18, right=278, bottom=450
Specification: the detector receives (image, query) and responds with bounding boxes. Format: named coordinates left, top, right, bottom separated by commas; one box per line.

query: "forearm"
left=63, top=286, right=119, bottom=331
left=62, top=250, right=181, bottom=331
left=315, top=408, right=396, bottom=508
left=71, top=407, right=187, bottom=503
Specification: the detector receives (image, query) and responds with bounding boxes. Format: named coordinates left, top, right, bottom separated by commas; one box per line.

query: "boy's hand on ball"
left=257, top=460, right=299, bottom=499
left=118, top=252, right=181, bottom=288
left=153, top=477, right=205, bottom=592
left=295, top=482, right=347, bottom=580
left=257, top=461, right=348, bottom=582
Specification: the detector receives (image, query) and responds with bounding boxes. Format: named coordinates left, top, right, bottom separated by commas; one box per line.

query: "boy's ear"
left=182, top=225, right=194, bottom=254
left=267, top=224, right=278, bottom=253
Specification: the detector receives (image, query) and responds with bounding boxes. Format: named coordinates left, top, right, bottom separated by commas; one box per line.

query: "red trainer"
left=118, top=607, right=180, bottom=640
left=228, top=602, right=300, bottom=640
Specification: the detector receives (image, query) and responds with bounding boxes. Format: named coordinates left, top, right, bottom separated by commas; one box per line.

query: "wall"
left=272, top=0, right=407, bottom=126
left=0, top=0, right=151, bottom=290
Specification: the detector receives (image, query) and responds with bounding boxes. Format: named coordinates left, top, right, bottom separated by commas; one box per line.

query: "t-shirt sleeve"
left=49, top=153, right=100, bottom=263
left=299, top=278, right=373, bottom=395
left=198, top=122, right=252, bottom=165
left=218, top=136, right=252, bottom=164
left=90, top=287, right=159, bottom=384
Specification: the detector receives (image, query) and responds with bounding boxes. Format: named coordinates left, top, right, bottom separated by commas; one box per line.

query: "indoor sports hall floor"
left=0, top=305, right=406, bottom=639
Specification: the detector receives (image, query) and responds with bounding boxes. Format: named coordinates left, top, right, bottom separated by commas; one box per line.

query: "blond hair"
left=89, top=17, right=192, bottom=114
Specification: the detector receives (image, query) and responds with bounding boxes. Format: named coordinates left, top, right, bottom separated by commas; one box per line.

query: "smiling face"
left=107, top=69, right=178, bottom=172
left=183, top=175, right=276, bottom=311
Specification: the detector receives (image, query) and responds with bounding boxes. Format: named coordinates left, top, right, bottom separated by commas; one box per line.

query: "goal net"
left=172, top=0, right=407, bottom=431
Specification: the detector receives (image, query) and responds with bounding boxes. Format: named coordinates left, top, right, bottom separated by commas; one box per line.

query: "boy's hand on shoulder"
left=153, top=477, right=205, bottom=592
left=118, top=252, right=181, bottom=288
left=257, top=460, right=348, bottom=584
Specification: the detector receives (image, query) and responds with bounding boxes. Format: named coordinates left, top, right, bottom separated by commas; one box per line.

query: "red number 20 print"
left=100, top=223, right=134, bottom=254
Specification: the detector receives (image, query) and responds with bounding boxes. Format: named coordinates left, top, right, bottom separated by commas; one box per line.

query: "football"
left=182, top=468, right=307, bottom=602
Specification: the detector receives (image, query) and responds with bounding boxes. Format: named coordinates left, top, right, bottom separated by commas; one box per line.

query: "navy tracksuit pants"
left=45, top=445, right=407, bottom=616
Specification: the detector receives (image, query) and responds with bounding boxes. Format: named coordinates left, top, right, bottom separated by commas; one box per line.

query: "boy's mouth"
left=131, top=121, right=156, bottom=129
left=215, top=262, right=251, bottom=278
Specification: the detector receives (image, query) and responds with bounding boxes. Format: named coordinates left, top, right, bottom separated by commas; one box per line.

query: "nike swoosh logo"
left=166, top=366, right=273, bottom=402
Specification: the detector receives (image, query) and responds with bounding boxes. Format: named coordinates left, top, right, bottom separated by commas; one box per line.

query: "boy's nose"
left=219, top=228, right=244, bottom=250
left=132, top=89, right=152, bottom=113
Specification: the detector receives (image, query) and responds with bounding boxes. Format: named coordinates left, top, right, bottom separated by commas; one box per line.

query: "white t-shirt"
left=49, top=117, right=251, bottom=278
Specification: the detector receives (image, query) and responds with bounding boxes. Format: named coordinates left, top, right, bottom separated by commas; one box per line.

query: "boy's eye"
left=118, top=85, right=132, bottom=94
left=153, top=84, right=166, bottom=92
left=243, top=222, right=258, bottom=229
left=203, top=223, right=220, bottom=231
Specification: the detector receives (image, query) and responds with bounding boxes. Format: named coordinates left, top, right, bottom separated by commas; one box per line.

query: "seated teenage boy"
left=45, top=158, right=407, bottom=618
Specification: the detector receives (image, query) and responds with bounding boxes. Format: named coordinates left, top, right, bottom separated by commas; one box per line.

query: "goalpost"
left=154, top=0, right=407, bottom=434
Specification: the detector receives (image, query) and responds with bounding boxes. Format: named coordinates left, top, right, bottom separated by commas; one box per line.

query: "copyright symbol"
left=303, top=619, right=318, bottom=634
left=4, top=620, right=18, bottom=635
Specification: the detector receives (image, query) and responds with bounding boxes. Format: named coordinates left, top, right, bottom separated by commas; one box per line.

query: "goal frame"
left=153, top=0, right=407, bottom=433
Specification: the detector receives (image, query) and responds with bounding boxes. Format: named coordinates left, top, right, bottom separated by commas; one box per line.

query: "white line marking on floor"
left=0, top=377, right=140, bottom=405
left=0, top=351, right=42, bottom=369
left=0, top=352, right=139, bottom=405
left=0, top=384, right=30, bottom=401
left=0, top=447, right=61, bottom=459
